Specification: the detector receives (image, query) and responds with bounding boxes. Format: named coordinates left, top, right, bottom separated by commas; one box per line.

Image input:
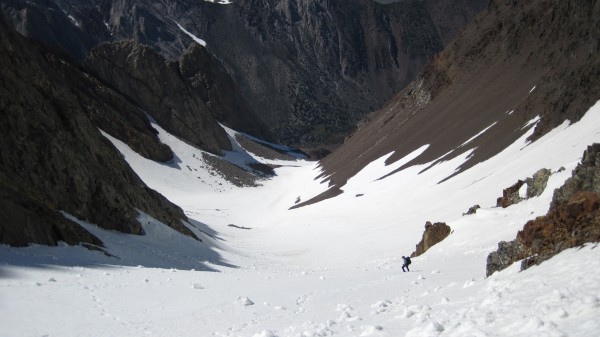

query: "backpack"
left=406, top=257, right=412, bottom=265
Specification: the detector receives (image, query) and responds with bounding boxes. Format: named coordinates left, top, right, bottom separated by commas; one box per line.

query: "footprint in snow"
left=252, top=330, right=277, bottom=337
left=463, top=279, right=476, bottom=288
left=370, top=300, right=392, bottom=315
left=337, top=304, right=362, bottom=322
left=359, top=325, right=383, bottom=336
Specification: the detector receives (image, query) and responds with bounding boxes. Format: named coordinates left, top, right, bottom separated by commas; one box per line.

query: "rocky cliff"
left=1, top=0, right=487, bottom=149
left=0, top=16, right=196, bottom=246
left=486, top=144, right=600, bottom=276
left=84, top=41, right=232, bottom=155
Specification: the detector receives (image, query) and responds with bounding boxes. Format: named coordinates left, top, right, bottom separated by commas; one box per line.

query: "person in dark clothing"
left=402, top=256, right=411, bottom=272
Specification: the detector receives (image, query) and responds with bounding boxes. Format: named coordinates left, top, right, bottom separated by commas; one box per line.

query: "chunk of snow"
left=235, top=296, right=254, bottom=306
left=252, top=330, right=277, bottom=337
left=460, top=122, right=497, bottom=147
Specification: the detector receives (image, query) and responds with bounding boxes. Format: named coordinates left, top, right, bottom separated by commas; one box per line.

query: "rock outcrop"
left=496, top=168, right=553, bottom=208
left=496, top=180, right=525, bottom=208
left=485, top=240, right=525, bottom=277
left=0, top=16, right=195, bottom=246
left=463, top=204, right=480, bottom=216
left=486, top=144, right=600, bottom=276
left=525, top=168, right=552, bottom=198
left=411, top=221, right=451, bottom=257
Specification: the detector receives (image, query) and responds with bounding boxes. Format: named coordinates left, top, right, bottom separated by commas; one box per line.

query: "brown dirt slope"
left=306, top=0, right=600, bottom=206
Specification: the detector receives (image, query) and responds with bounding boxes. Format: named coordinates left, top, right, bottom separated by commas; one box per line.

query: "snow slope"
left=1, top=102, right=600, bottom=337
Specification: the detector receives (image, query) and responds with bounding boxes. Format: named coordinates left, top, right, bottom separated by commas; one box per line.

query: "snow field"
left=1, top=101, right=600, bottom=336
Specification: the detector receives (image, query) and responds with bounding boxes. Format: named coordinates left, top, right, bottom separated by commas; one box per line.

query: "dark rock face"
left=486, top=144, right=600, bottom=276
left=411, top=221, right=451, bottom=257
left=1, top=0, right=487, bottom=148
left=44, top=50, right=174, bottom=163
left=486, top=240, right=525, bottom=277
left=186, top=0, right=488, bottom=147
left=552, top=144, right=600, bottom=205
left=83, top=41, right=232, bottom=155
left=0, top=16, right=195, bottom=246
left=525, top=168, right=552, bottom=199
left=178, top=45, right=272, bottom=142
left=0, top=0, right=113, bottom=61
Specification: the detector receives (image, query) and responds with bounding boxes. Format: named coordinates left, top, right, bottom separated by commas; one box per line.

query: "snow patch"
left=175, top=21, right=207, bottom=47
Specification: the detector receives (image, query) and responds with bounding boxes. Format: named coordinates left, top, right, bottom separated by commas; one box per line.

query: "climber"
left=402, top=256, right=412, bottom=272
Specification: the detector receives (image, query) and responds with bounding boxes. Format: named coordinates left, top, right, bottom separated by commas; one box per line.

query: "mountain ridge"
left=1, top=0, right=488, bottom=149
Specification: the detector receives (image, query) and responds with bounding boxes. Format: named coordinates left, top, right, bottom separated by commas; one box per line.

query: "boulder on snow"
left=496, top=180, right=525, bottom=208
left=463, top=204, right=481, bottom=216
left=525, top=168, right=552, bottom=198
left=411, top=222, right=451, bottom=257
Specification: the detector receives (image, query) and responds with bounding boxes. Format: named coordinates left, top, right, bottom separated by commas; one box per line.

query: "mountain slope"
left=311, top=0, right=600, bottom=205
left=1, top=1, right=600, bottom=336
left=1, top=0, right=487, bottom=148
left=2, top=97, right=599, bottom=337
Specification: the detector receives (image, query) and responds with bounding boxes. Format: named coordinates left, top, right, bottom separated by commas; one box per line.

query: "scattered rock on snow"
left=486, top=144, right=600, bottom=276
left=462, top=204, right=481, bottom=215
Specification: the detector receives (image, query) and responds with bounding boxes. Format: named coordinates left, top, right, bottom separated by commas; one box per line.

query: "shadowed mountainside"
left=0, top=17, right=198, bottom=246
left=1, top=0, right=487, bottom=149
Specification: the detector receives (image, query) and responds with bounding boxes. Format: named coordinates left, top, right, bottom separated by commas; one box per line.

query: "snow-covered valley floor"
left=2, top=102, right=600, bottom=337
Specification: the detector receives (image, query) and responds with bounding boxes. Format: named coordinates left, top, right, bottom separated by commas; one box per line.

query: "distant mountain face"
left=306, top=0, right=600, bottom=206
left=0, top=0, right=487, bottom=149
